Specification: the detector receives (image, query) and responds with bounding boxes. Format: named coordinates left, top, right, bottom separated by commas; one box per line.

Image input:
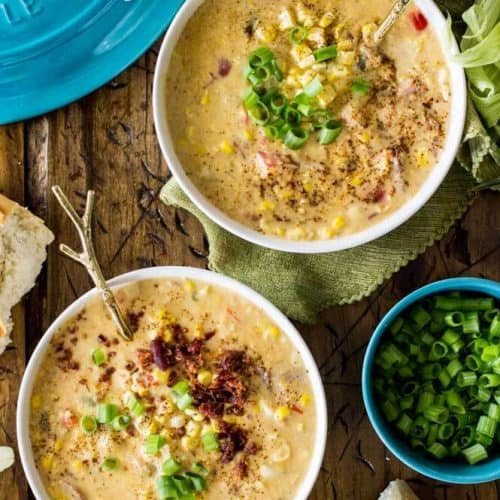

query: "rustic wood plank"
left=0, top=123, right=27, bottom=500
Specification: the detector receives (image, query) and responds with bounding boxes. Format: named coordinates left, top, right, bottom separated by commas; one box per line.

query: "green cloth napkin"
left=160, top=1, right=500, bottom=323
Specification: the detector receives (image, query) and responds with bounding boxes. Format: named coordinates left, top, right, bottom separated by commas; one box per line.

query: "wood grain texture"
left=0, top=46, right=499, bottom=500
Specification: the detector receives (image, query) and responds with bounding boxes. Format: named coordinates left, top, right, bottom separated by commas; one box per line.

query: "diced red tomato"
left=409, top=10, right=428, bottom=31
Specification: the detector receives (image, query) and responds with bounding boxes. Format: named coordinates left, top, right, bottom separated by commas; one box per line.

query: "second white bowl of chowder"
left=17, top=267, right=327, bottom=500
left=154, top=0, right=466, bottom=253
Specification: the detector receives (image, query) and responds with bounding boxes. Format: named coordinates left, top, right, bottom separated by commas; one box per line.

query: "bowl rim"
left=17, top=266, right=328, bottom=500
left=362, top=277, right=500, bottom=484
left=152, top=0, right=467, bottom=254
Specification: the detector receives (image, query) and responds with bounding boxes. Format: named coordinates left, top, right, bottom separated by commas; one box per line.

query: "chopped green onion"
left=428, top=442, right=448, bottom=459
left=478, top=373, right=500, bottom=388
left=318, top=120, right=342, bottom=145
left=446, top=358, right=463, bottom=378
left=437, top=422, right=455, bottom=440
left=80, top=415, right=97, bottom=434
left=313, top=45, right=337, bottom=62
left=283, top=105, right=301, bottom=125
left=284, top=127, right=308, bottom=150
left=247, top=101, right=271, bottom=126
left=162, top=457, right=182, bottom=476
left=476, top=415, right=497, bottom=438
left=429, top=341, right=448, bottom=361
left=91, top=348, right=106, bottom=366
left=446, top=390, right=466, bottom=414
left=416, top=391, right=435, bottom=413
left=462, top=443, right=488, bottom=464
left=191, top=463, right=209, bottom=477
left=490, top=315, right=500, bottom=336
left=422, top=363, right=441, bottom=380
left=441, top=329, right=461, bottom=346
left=457, top=371, right=477, bottom=387
left=481, top=345, right=499, bottom=363
left=456, top=425, right=475, bottom=448
left=426, top=423, right=439, bottom=447
left=410, top=416, right=430, bottom=438
left=410, top=305, right=432, bottom=330
left=144, top=434, right=166, bottom=455
left=444, top=311, right=465, bottom=327
left=463, top=311, right=480, bottom=334
left=96, top=403, right=118, bottom=424
left=435, top=296, right=494, bottom=311
left=126, top=394, right=145, bottom=416
left=157, top=475, right=179, bottom=499
left=465, top=354, right=484, bottom=371
left=248, top=47, right=274, bottom=68
left=185, top=472, right=207, bottom=492
left=396, top=414, right=413, bottom=435
left=112, top=414, right=131, bottom=431
left=269, top=93, right=287, bottom=114
left=172, top=474, right=194, bottom=495
left=288, top=26, right=308, bottom=44
left=351, top=78, right=369, bottom=95
left=381, top=399, right=399, bottom=422
left=242, top=87, right=260, bottom=108
left=488, top=403, right=500, bottom=421
left=201, top=431, right=219, bottom=452
left=101, top=457, right=119, bottom=472
left=424, top=405, right=449, bottom=424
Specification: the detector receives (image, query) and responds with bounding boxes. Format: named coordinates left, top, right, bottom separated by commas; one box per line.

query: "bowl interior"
left=362, top=278, right=500, bottom=484
left=17, top=266, right=327, bottom=500
left=153, top=0, right=467, bottom=254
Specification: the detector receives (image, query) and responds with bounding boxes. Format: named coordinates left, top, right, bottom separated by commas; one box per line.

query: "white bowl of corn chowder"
left=17, top=267, right=327, bottom=500
left=153, top=0, right=466, bottom=253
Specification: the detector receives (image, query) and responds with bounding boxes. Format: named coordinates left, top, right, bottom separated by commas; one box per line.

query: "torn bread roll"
left=378, top=479, right=419, bottom=500
left=0, top=194, right=54, bottom=354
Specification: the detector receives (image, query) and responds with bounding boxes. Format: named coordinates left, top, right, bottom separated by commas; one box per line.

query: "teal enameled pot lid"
left=0, top=0, right=184, bottom=124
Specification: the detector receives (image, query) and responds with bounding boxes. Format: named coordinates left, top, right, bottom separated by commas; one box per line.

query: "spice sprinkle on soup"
left=30, top=278, right=316, bottom=499
left=166, top=0, right=451, bottom=240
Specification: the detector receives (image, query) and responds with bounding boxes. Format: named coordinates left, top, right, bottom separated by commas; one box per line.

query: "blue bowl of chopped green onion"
left=362, top=277, right=500, bottom=484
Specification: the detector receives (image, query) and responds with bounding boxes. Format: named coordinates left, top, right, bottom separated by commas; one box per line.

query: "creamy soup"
left=30, top=278, right=316, bottom=499
left=166, top=0, right=450, bottom=240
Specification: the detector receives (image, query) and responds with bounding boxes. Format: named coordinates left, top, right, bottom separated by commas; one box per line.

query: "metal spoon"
left=52, top=185, right=133, bottom=341
left=374, top=0, right=411, bottom=45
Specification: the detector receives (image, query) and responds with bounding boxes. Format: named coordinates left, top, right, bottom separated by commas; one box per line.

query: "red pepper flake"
left=409, top=10, right=428, bottom=31
left=218, top=58, right=232, bottom=77
left=290, top=404, right=304, bottom=415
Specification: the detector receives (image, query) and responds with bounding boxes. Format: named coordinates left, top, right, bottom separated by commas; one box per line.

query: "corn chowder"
left=30, top=278, right=316, bottom=499
left=166, top=0, right=451, bottom=240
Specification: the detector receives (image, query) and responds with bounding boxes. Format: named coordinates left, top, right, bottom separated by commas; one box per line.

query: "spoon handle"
left=52, top=185, right=134, bottom=341
left=374, top=0, right=412, bottom=45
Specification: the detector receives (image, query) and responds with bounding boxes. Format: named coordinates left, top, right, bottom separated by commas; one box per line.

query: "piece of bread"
left=378, top=479, right=420, bottom=500
left=0, top=194, right=54, bottom=354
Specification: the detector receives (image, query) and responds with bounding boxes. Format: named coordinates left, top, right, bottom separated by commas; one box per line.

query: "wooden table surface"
left=0, top=43, right=499, bottom=500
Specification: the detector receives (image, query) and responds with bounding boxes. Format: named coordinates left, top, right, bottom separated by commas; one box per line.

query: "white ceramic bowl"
left=17, top=266, right=328, bottom=500
left=153, top=0, right=466, bottom=254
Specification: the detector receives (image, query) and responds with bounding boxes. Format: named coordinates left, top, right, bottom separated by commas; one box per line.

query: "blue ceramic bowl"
left=362, top=277, right=500, bottom=484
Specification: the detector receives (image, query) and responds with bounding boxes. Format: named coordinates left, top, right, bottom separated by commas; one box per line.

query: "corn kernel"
left=223, top=414, right=245, bottom=424
left=332, top=216, right=345, bottom=230
left=337, top=39, right=354, bottom=51
left=326, top=63, right=350, bottom=81
left=200, top=89, right=210, bottom=106
left=260, top=200, right=275, bottom=211
left=158, top=309, right=177, bottom=324
left=71, top=460, right=84, bottom=473
left=202, top=423, right=214, bottom=435
left=289, top=66, right=300, bottom=77
left=274, top=406, right=291, bottom=421
left=40, top=455, right=54, bottom=471
left=296, top=2, right=315, bottom=27
left=278, top=8, right=296, bottom=30
left=153, top=368, right=170, bottom=384
left=186, top=126, right=195, bottom=140
left=197, top=369, right=213, bottom=386
left=361, top=23, right=377, bottom=45
left=31, top=394, right=42, bottom=409
left=275, top=227, right=286, bottom=237
left=220, top=140, right=235, bottom=155
left=337, top=51, right=356, bottom=66
left=148, top=421, right=159, bottom=434
left=297, top=422, right=305, bottom=432
left=243, top=128, right=254, bottom=141
left=192, top=324, right=203, bottom=339
left=317, top=85, right=337, bottom=108
left=181, top=435, right=197, bottom=451
left=264, top=325, right=281, bottom=339
left=416, top=150, right=429, bottom=167
left=290, top=44, right=313, bottom=68
left=177, top=138, right=188, bottom=147
left=53, top=439, right=64, bottom=452
left=303, top=181, right=313, bottom=193
left=359, top=131, right=370, bottom=144
left=184, top=279, right=196, bottom=293
left=298, top=70, right=315, bottom=87
left=255, top=23, right=277, bottom=43
left=351, top=175, right=363, bottom=187
left=307, top=27, right=326, bottom=47
left=186, top=421, right=201, bottom=438
left=312, top=62, right=327, bottom=73
left=299, top=393, right=313, bottom=407
left=319, top=12, right=335, bottom=28
left=333, top=23, right=345, bottom=40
